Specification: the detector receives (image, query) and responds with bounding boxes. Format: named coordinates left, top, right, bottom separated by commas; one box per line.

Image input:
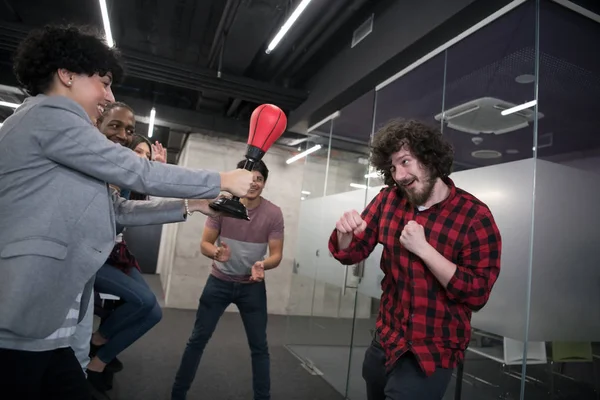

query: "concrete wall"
left=156, top=132, right=372, bottom=316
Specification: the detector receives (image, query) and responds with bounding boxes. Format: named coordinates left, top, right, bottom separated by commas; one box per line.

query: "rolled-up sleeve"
left=445, top=213, right=502, bottom=311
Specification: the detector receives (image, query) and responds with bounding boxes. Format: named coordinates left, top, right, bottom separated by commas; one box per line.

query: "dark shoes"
left=89, top=342, right=124, bottom=373
left=88, top=382, right=112, bottom=400
left=87, top=371, right=112, bottom=399
left=105, top=357, right=123, bottom=373
left=87, top=341, right=123, bottom=398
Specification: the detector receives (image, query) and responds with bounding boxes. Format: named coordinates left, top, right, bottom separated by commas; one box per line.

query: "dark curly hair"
left=370, top=119, right=454, bottom=187
left=13, top=24, right=124, bottom=96
left=96, top=101, right=135, bottom=125
left=237, top=159, right=269, bottom=181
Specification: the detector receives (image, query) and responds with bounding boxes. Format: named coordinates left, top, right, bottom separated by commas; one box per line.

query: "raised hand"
left=152, top=141, right=167, bottom=163
left=335, top=210, right=367, bottom=250
left=336, top=210, right=367, bottom=235
left=213, top=242, right=231, bottom=262
left=219, top=169, right=253, bottom=198
left=399, top=220, right=429, bottom=257
left=250, top=261, right=265, bottom=282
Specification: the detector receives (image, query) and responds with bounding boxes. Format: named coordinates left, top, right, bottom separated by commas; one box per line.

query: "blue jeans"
left=93, top=265, right=162, bottom=364
left=171, top=275, right=270, bottom=400
left=362, top=342, right=453, bottom=400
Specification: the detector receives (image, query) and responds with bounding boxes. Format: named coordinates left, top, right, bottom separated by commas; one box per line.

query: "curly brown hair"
left=370, top=119, right=454, bottom=187
left=13, top=24, right=123, bottom=96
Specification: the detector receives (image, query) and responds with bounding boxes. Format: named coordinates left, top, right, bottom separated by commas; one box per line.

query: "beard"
left=397, top=173, right=436, bottom=206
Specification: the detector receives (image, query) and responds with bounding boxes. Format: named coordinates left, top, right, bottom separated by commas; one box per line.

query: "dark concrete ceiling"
left=321, top=1, right=600, bottom=170
left=0, top=0, right=389, bottom=161
left=2, top=0, right=568, bottom=167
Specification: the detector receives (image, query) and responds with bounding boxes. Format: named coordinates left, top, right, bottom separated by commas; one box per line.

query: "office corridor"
left=107, top=306, right=344, bottom=400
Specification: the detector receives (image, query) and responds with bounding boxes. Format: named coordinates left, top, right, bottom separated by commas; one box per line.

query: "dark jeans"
left=362, top=342, right=453, bottom=400
left=0, top=347, right=90, bottom=400
left=94, top=265, right=162, bottom=363
left=172, top=275, right=269, bottom=400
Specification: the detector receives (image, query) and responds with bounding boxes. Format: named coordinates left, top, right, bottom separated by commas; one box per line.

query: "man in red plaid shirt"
left=329, top=119, right=502, bottom=399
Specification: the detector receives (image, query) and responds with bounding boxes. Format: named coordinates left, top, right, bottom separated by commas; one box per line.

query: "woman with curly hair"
left=0, top=25, right=252, bottom=399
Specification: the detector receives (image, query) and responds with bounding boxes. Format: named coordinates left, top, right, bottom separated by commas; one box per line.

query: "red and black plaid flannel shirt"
left=328, top=177, right=501, bottom=376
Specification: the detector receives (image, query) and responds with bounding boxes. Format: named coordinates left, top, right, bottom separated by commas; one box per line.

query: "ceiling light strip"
left=266, top=0, right=313, bottom=54
left=501, top=100, right=537, bottom=116
left=147, top=107, right=156, bottom=138
left=0, top=101, right=19, bottom=109
left=286, top=144, right=322, bottom=164
left=99, top=0, right=115, bottom=47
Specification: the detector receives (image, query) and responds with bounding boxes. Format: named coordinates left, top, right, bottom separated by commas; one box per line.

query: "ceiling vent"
left=435, top=97, right=543, bottom=135
left=352, top=14, right=373, bottom=48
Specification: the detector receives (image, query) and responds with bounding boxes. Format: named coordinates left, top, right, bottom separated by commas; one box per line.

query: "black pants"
left=362, top=342, right=453, bottom=400
left=0, top=347, right=91, bottom=400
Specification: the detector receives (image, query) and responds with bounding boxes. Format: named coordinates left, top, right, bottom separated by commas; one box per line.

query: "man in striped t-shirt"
left=172, top=160, right=284, bottom=400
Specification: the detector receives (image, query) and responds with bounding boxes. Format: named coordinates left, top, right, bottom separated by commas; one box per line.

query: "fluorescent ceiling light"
left=364, top=171, right=379, bottom=179
left=501, top=100, right=537, bottom=116
left=0, top=101, right=19, bottom=109
left=99, top=0, right=114, bottom=47
left=301, top=196, right=306, bottom=200
left=301, top=190, right=311, bottom=195
left=147, top=108, right=156, bottom=138
left=286, top=144, right=321, bottom=164
left=266, top=0, right=313, bottom=54
left=350, top=183, right=368, bottom=189
left=0, top=84, right=23, bottom=95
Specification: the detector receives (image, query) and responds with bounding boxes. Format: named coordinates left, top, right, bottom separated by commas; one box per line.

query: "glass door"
left=345, top=52, right=447, bottom=399
left=285, top=109, right=375, bottom=397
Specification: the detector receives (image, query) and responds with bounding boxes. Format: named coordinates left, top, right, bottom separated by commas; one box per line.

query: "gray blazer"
left=0, top=95, right=221, bottom=341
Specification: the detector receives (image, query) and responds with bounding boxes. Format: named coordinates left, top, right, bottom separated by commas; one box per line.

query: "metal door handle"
left=342, top=265, right=349, bottom=296
left=354, top=260, right=365, bottom=278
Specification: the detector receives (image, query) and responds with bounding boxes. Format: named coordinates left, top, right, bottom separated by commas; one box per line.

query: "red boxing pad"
left=248, top=104, right=287, bottom=152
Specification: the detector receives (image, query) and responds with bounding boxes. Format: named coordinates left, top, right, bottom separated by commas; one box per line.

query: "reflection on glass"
left=284, top=136, right=329, bottom=356
left=441, top=2, right=538, bottom=399
left=287, top=2, right=600, bottom=399
left=344, top=52, right=447, bottom=400
left=284, top=91, right=377, bottom=398
left=527, top=2, right=600, bottom=399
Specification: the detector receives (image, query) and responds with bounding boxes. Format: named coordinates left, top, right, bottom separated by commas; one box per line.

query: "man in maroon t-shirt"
left=172, top=160, right=284, bottom=400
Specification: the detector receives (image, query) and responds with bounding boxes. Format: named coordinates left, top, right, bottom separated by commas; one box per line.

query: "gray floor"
left=282, top=312, right=599, bottom=400
left=115, top=275, right=597, bottom=400
left=287, top=344, right=370, bottom=398
left=107, top=309, right=344, bottom=400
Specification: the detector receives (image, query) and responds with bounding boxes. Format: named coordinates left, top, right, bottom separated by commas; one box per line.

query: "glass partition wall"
left=529, top=1, right=600, bottom=399
left=284, top=91, right=376, bottom=394
left=285, top=1, right=600, bottom=399
left=441, top=2, right=538, bottom=399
